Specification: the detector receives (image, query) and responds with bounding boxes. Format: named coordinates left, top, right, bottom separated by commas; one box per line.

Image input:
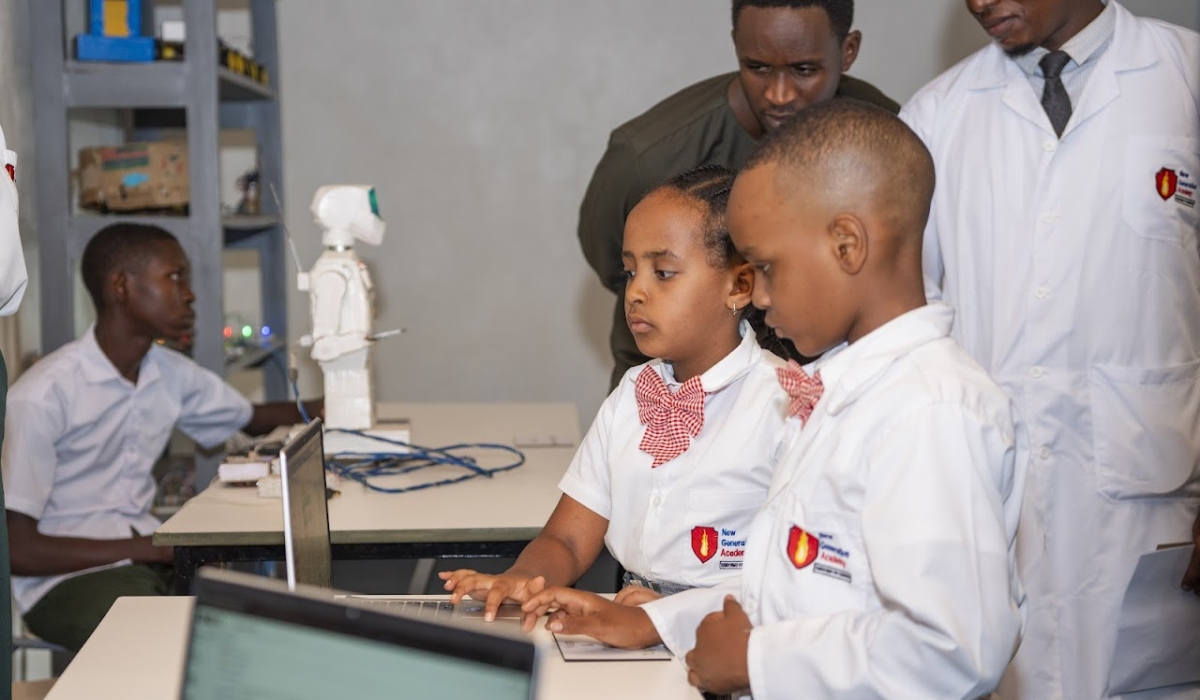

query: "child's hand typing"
left=438, top=569, right=545, bottom=622
left=613, top=585, right=661, bottom=607
left=520, top=585, right=663, bottom=649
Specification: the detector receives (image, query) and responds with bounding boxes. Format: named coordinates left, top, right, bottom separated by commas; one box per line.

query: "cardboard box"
left=79, top=141, right=189, bottom=212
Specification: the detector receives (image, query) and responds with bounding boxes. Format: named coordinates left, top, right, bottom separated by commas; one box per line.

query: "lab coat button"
left=1043, top=140, right=1056, bottom=151
left=1039, top=447, right=1051, bottom=460
left=1035, top=287, right=1049, bottom=299
left=1030, top=366, right=1046, bottom=378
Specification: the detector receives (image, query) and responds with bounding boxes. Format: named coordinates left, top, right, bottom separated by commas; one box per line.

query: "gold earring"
left=731, top=305, right=739, bottom=316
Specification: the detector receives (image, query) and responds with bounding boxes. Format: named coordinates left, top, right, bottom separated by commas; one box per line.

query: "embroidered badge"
left=718, top=528, right=745, bottom=570
left=1157, top=167, right=1178, bottom=201
left=4, top=164, right=12, bottom=181
left=785, top=526, right=819, bottom=570
left=691, top=526, right=718, bottom=563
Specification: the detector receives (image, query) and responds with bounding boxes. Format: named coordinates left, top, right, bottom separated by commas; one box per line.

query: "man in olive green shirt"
left=579, top=0, right=899, bottom=387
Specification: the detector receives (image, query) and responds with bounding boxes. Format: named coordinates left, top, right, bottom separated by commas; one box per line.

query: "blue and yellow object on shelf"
left=76, top=0, right=155, bottom=63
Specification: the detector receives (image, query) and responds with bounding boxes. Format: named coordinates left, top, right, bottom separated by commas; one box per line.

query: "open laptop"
left=180, top=567, right=539, bottom=700
left=280, top=419, right=521, bottom=619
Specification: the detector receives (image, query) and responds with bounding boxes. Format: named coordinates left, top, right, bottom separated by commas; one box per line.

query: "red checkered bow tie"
left=635, top=367, right=706, bottom=468
left=777, top=360, right=823, bottom=426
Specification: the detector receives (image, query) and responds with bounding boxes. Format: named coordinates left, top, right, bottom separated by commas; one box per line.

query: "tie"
left=776, top=360, right=824, bottom=426
left=635, top=367, right=706, bottom=468
left=1039, top=50, right=1072, bottom=138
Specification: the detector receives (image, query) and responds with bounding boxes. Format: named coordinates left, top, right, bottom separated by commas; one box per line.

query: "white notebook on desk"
left=553, top=633, right=672, bottom=661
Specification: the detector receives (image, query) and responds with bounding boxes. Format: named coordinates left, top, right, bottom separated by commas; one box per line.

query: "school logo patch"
left=1156, top=167, right=1178, bottom=201
left=785, top=526, right=819, bottom=570
left=691, top=526, right=718, bottom=563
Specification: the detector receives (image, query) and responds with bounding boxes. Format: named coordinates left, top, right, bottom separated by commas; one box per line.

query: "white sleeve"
left=2, top=389, right=64, bottom=520
left=746, top=404, right=1022, bottom=700
left=641, top=579, right=739, bottom=657
left=0, top=123, right=27, bottom=316
left=899, top=96, right=944, bottom=303
left=557, top=383, right=624, bottom=519
left=172, top=357, right=253, bottom=449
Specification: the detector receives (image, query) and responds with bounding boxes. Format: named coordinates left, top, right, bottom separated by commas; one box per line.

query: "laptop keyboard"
left=358, top=600, right=457, bottom=618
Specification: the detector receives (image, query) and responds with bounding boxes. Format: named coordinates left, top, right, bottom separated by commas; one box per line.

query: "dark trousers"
left=23, top=564, right=175, bottom=652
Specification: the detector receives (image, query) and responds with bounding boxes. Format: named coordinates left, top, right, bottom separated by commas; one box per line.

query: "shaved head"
left=744, top=98, right=935, bottom=258
left=728, top=98, right=933, bottom=354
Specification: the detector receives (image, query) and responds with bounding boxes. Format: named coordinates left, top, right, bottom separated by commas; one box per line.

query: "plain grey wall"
left=276, top=0, right=991, bottom=426
left=275, top=0, right=1199, bottom=426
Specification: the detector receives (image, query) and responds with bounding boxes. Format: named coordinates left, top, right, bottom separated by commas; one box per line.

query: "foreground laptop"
left=180, top=567, right=539, bottom=700
left=280, top=418, right=522, bottom=619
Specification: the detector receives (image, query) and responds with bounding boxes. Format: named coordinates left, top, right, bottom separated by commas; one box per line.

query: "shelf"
left=218, top=67, right=275, bottom=101
left=61, top=61, right=274, bottom=107
left=225, top=338, right=286, bottom=375
left=223, top=215, right=281, bottom=245
left=35, top=0, right=291, bottom=430
left=64, top=60, right=188, bottom=107
left=222, top=214, right=280, bottom=230
left=68, top=213, right=280, bottom=246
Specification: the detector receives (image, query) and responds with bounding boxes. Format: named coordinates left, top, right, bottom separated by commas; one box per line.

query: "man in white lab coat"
left=901, top=1, right=1200, bottom=698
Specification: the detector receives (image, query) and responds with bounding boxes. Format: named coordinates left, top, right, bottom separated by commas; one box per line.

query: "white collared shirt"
left=1011, top=0, right=1115, bottom=113
left=645, top=304, right=1028, bottom=699
left=559, top=321, right=788, bottom=589
left=3, top=325, right=252, bottom=612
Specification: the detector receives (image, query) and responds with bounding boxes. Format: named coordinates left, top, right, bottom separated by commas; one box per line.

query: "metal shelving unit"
left=31, top=0, right=288, bottom=487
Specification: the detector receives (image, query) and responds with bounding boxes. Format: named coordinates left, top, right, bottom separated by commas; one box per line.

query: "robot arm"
left=309, top=265, right=370, bottom=362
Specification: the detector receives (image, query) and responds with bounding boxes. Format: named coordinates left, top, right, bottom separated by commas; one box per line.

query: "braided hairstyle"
left=650, top=164, right=796, bottom=361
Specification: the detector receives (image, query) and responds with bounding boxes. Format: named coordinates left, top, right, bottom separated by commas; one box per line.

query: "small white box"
left=218, top=459, right=270, bottom=483
left=160, top=20, right=186, bottom=42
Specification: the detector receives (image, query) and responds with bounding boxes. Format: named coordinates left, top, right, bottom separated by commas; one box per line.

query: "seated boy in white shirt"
left=2, top=223, right=320, bottom=651
left=522, top=100, right=1029, bottom=699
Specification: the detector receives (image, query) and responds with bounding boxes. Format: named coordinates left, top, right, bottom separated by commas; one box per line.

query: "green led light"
left=242, top=325, right=253, bottom=338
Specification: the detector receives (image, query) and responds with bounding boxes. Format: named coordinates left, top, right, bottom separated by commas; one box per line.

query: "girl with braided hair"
left=440, top=164, right=791, bottom=621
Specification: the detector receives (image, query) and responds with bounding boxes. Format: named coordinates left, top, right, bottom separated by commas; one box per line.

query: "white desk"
left=155, top=403, right=580, bottom=593
left=45, top=597, right=702, bottom=700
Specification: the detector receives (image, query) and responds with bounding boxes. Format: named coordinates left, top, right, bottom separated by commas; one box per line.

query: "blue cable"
left=323, top=428, right=526, bottom=494
left=294, top=378, right=311, bottom=423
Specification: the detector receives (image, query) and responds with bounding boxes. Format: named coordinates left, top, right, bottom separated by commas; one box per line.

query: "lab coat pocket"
left=683, top=490, right=765, bottom=578
left=777, top=510, right=868, bottom=617
left=1088, top=358, right=1200, bottom=500
left=1122, top=135, right=1199, bottom=248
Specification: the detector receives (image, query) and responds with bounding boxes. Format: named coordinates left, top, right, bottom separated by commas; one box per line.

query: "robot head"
left=310, top=185, right=385, bottom=248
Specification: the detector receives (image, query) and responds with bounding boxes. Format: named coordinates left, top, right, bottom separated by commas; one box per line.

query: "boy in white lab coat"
left=522, top=99, right=1029, bottom=699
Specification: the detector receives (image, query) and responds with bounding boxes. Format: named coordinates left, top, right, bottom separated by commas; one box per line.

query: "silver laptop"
left=180, top=567, right=539, bottom=700
left=280, top=418, right=332, bottom=591
left=280, top=419, right=521, bottom=619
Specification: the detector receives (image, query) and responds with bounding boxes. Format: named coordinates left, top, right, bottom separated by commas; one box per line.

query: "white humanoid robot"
left=298, top=185, right=385, bottom=431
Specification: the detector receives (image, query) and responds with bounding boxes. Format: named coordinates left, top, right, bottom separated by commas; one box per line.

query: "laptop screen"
left=180, top=569, right=536, bottom=700
left=281, top=418, right=332, bottom=590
